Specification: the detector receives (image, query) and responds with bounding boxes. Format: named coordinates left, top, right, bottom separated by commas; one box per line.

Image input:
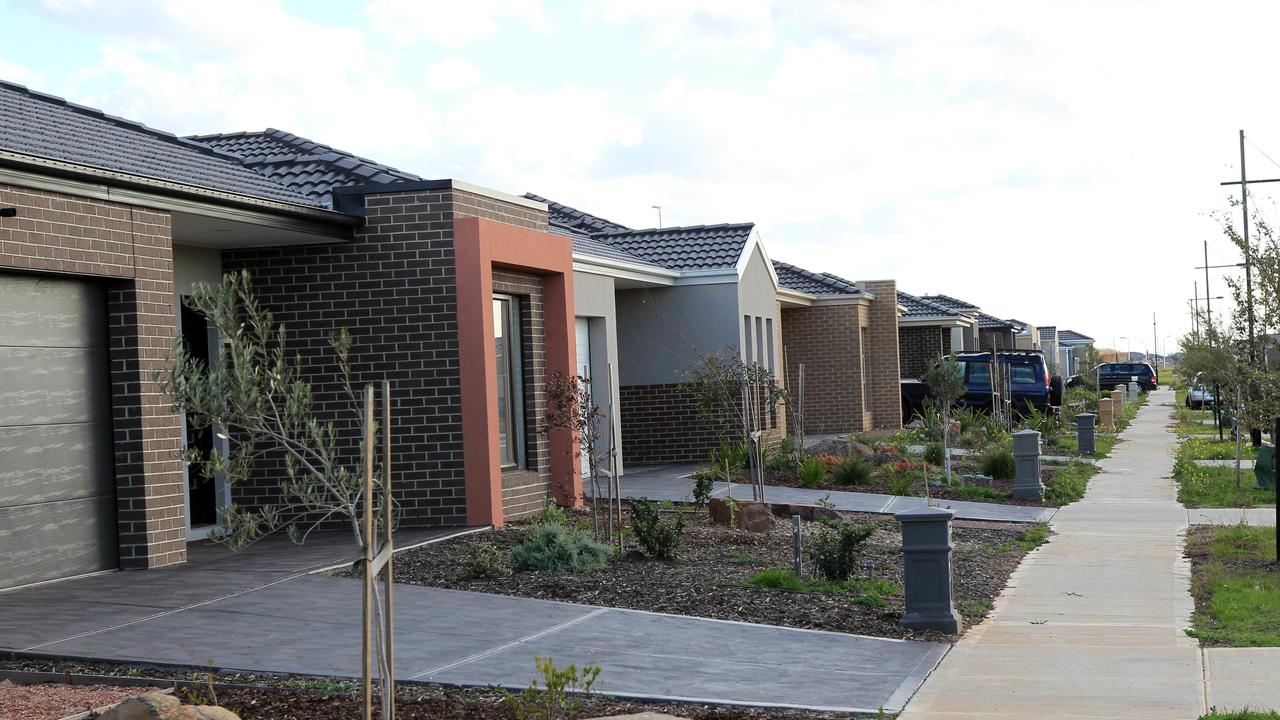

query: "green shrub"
left=809, top=522, right=878, bottom=582
left=764, top=437, right=799, bottom=472
left=690, top=469, right=717, bottom=506
left=798, top=456, right=828, bottom=488
left=528, top=500, right=567, bottom=528
left=709, top=440, right=749, bottom=474
left=914, top=403, right=944, bottom=441
left=629, top=497, right=685, bottom=560
left=511, top=523, right=612, bottom=572
left=745, top=568, right=809, bottom=592
left=981, top=448, right=1016, bottom=480
left=506, top=655, right=601, bottom=720
left=888, top=471, right=914, bottom=496
left=831, top=457, right=872, bottom=485
left=922, top=441, right=946, bottom=466
left=462, top=539, right=511, bottom=578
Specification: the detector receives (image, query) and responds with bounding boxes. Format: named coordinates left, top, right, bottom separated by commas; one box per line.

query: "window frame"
left=493, top=294, right=526, bottom=469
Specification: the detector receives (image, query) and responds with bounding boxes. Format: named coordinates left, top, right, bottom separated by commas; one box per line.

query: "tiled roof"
left=920, top=294, right=981, bottom=313
left=773, top=261, right=860, bottom=296
left=1005, top=318, right=1031, bottom=332
left=551, top=226, right=667, bottom=270
left=898, top=291, right=963, bottom=318
left=1038, top=326, right=1058, bottom=343
left=978, top=313, right=1017, bottom=330
left=0, top=79, right=318, bottom=206
left=188, top=129, right=421, bottom=208
left=597, top=223, right=753, bottom=272
left=525, top=193, right=630, bottom=235
left=1058, top=329, right=1095, bottom=344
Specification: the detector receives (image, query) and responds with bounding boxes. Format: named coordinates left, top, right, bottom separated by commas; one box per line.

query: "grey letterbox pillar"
left=896, top=506, right=962, bottom=634
left=1128, top=380, right=1139, bottom=402
left=1012, top=428, right=1043, bottom=501
left=1076, top=412, right=1096, bottom=455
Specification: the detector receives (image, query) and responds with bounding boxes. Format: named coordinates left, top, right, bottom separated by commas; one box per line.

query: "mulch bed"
left=376, top=509, right=1036, bottom=643
left=1184, top=525, right=1279, bottom=647
left=0, top=661, right=870, bottom=719
left=0, top=678, right=160, bottom=720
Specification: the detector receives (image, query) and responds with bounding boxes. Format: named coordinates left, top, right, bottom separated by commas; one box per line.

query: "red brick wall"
left=862, top=280, right=903, bottom=429
left=781, top=304, right=866, bottom=434
left=0, top=182, right=185, bottom=569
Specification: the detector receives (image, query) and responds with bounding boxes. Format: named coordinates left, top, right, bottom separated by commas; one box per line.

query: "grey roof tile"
left=596, top=223, right=753, bottom=272
left=0, top=80, right=318, bottom=206
left=188, top=129, right=421, bottom=208
left=1038, top=326, right=1058, bottom=343
left=1058, top=329, right=1095, bottom=344
left=525, top=193, right=630, bottom=235
left=773, top=261, right=860, bottom=296
left=898, top=291, right=963, bottom=318
left=920, top=294, right=981, bottom=312
left=550, top=226, right=667, bottom=269
left=978, top=312, right=1016, bottom=330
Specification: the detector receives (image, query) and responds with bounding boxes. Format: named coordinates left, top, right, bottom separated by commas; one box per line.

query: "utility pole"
left=1239, top=130, right=1257, bottom=362
left=1192, top=282, right=1199, bottom=335
left=1204, top=240, right=1213, bottom=331
left=1152, top=312, right=1158, bottom=366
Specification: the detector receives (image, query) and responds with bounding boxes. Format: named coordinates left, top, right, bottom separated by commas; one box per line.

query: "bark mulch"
left=379, top=509, right=1039, bottom=643
left=0, top=678, right=160, bottom=720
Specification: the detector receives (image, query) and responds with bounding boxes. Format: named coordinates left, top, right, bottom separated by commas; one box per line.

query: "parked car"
left=1097, top=362, right=1157, bottom=391
left=1186, top=372, right=1216, bottom=410
left=902, top=350, right=1063, bottom=420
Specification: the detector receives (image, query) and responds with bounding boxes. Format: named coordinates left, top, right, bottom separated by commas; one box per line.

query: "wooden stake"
left=363, top=383, right=374, bottom=720
left=382, top=379, right=395, bottom=720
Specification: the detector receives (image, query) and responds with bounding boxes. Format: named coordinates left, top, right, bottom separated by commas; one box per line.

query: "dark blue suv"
left=956, top=350, right=1060, bottom=415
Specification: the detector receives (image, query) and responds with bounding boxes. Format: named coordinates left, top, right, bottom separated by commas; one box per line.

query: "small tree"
left=158, top=270, right=395, bottom=719
left=543, top=371, right=619, bottom=546
left=922, top=353, right=965, bottom=485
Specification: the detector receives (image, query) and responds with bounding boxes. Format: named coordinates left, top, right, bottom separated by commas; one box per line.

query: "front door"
left=180, top=300, right=228, bottom=539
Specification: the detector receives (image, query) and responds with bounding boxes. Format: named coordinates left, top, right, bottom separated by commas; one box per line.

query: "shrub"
left=808, top=522, right=877, bottom=582
left=914, top=403, right=944, bottom=441
left=891, top=459, right=919, bottom=474
left=462, top=540, right=512, bottom=578
left=923, top=441, right=946, bottom=466
left=812, top=453, right=843, bottom=469
left=764, top=437, right=799, bottom=472
left=831, top=457, right=872, bottom=485
left=798, top=456, right=829, bottom=488
left=746, top=568, right=809, bottom=592
left=888, top=472, right=914, bottom=496
left=511, top=523, right=612, bottom=572
left=981, top=448, right=1017, bottom=480
left=507, top=655, right=601, bottom=720
left=690, top=469, right=717, bottom=506
left=709, top=440, right=749, bottom=474
left=629, top=497, right=685, bottom=560
left=528, top=500, right=567, bottom=528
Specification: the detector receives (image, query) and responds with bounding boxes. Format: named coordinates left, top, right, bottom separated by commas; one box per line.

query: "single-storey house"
left=1057, top=329, right=1096, bottom=375
left=0, top=80, right=582, bottom=589
left=896, top=291, right=980, bottom=378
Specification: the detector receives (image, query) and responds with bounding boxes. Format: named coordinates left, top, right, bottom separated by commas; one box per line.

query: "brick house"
left=0, top=81, right=580, bottom=590
left=1057, top=329, right=1096, bottom=375
left=896, top=292, right=980, bottom=378
left=528, top=195, right=787, bottom=467
left=773, top=262, right=901, bottom=433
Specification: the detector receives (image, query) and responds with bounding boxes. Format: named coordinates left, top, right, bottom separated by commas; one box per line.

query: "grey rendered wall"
left=173, top=244, right=223, bottom=297
left=572, top=270, right=625, bottom=476
left=615, top=282, right=740, bottom=386
left=736, top=242, right=782, bottom=373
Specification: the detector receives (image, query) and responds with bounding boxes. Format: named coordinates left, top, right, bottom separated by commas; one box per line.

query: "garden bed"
left=0, top=661, right=869, bottom=719
left=1185, top=524, right=1279, bottom=647
left=1175, top=444, right=1275, bottom=509
left=378, top=508, right=1045, bottom=642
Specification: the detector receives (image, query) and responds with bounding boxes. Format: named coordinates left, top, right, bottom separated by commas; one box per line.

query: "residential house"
left=1007, top=319, right=1040, bottom=351
left=773, top=262, right=901, bottom=433
left=530, top=195, right=785, bottom=467
left=1057, top=329, right=1096, bottom=375
left=896, top=292, right=981, bottom=378
left=0, top=80, right=582, bottom=590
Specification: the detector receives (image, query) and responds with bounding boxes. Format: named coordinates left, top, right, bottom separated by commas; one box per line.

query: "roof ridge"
left=185, top=127, right=420, bottom=181
left=604, top=221, right=755, bottom=235
left=523, top=193, right=630, bottom=233
left=0, top=78, right=264, bottom=168
left=773, top=260, right=860, bottom=294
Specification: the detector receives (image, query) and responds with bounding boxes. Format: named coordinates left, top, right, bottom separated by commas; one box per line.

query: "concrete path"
left=1193, top=458, right=1255, bottom=468
left=900, top=390, right=1210, bottom=719
left=0, top=530, right=946, bottom=713
left=1188, top=508, right=1276, bottom=526
left=609, top=465, right=1055, bottom=523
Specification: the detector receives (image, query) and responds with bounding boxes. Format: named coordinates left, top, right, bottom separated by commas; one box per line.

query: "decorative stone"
left=849, top=440, right=876, bottom=458
left=771, top=503, right=842, bottom=523
left=1076, top=412, right=1097, bottom=455
left=707, top=497, right=733, bottom=526
left=1098, top=397, right=1114, bottom=430
left=947, top=420, right=962, bottom=444
left=98, top=694, right=182, bottom=720
left=896, top=505, right=962, bottom=634
left=1012, top=429, right=1043, bottom=501
left=733, top=501, right=775, bottom=532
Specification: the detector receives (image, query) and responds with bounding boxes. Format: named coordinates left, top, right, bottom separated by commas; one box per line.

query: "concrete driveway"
left=0, top=529, right=948, bottom=714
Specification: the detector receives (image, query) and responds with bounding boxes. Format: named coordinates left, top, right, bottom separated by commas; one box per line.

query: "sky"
left=1, top=0, right=1277, bottom=356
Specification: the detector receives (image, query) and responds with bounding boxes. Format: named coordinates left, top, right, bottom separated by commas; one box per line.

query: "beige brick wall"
left=862, top=280, right=903, bottom=430
left=781, top=303, right=868, bottom=434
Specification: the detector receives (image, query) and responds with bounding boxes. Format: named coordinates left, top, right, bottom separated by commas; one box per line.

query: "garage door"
left=0, top=273, right=117, bottom=590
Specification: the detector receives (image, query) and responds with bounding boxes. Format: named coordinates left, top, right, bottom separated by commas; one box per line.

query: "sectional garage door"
left=0, top=273, right=117, bottom=590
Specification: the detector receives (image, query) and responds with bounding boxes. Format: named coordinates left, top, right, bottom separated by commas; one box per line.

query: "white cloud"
left=582, top=0, right=777, bottom=55
left=426, top=57, right=484, bottom=92
left=367, top=0, right=554, bottom=48
left=0, top=58, right=44, bottom=88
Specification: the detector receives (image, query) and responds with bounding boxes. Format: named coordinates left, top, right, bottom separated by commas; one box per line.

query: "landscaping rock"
left=707, top=497, right=733, bottom=526
left=98, top=694, right=181, bottom=719
left=734, top=501, right=775, bottom=532
left=849, top=440, right=875, bottom=458
left=771, top=503, right=842, bottom=524
left=808, top=438, right=853, bottom=456
left=947, top=420, right=962, bottom=445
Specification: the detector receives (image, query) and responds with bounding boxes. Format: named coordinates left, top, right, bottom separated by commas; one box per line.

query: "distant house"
left=896, top=292, right=980, bottom=378
left=1006, top=319, right=1040, bottom=351
left=531, top=195, right=786, bottom=468
left=774, top=262, right=901, bottom=433
left=1057, top=329, right=1096, bottom=375
left=976, top=313, right=1021, bottom=350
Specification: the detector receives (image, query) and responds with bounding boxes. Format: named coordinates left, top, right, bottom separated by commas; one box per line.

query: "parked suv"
left=902, top=349, right=1063, bottom=419
left=1186, top=372, right=1216, bottom=410
left=1097, top=362, right=1157, bottom=392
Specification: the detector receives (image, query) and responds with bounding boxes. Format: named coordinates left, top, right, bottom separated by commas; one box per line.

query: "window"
left=1009, top=364, right=1038, bottom=385
left=755, top=316, right=765, bottom=370
left=494, top=295, right=525, bottom=468
left=743, top=315, right=753, bottom=364
left=764, top=318, right=775, bottom=373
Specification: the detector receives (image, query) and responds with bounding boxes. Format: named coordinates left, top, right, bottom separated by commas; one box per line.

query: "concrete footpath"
left=0, top=530, right=945, bottom=713
left=901, top=389, right=1210, bottom=719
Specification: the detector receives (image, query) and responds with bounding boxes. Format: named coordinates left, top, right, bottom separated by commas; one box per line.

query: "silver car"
left=1186, top=373, right=1216, bottom=410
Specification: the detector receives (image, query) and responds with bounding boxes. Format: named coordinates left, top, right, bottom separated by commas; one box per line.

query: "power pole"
left=651, top=205, right=663, bottom=229
left=1239, top=130, right=1257, bottom=361
left=1152, top=312, right=1158, bottom=367
left=1193, top=282, right=1199, bottom=335
left=1204, top=241, right=1213, bottom=331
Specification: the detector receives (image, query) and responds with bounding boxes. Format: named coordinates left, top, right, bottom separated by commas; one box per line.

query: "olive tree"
left=922, top=353, right=966, bottom=484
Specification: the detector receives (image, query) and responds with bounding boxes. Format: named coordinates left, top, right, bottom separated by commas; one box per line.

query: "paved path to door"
left=0, top=530, right=946, bottom=713
left=609, top=466, right=1055, bottom=523
left=900, top=389, right=1277, bottom=719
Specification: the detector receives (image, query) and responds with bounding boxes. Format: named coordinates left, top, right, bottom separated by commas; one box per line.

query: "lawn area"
left=1200, top=712, right=1280, bottom=720
left=1174, top=442, right=1274, bottom=509
left=1186, top=524, right=1280, bottom=647
left=1181, top=437, right=1260, bottom=461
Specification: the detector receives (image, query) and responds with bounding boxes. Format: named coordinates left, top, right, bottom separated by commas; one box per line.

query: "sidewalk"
left=900, top=389, right=1207, bottom=719
left=611, top=465, right=1055, bottom=523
